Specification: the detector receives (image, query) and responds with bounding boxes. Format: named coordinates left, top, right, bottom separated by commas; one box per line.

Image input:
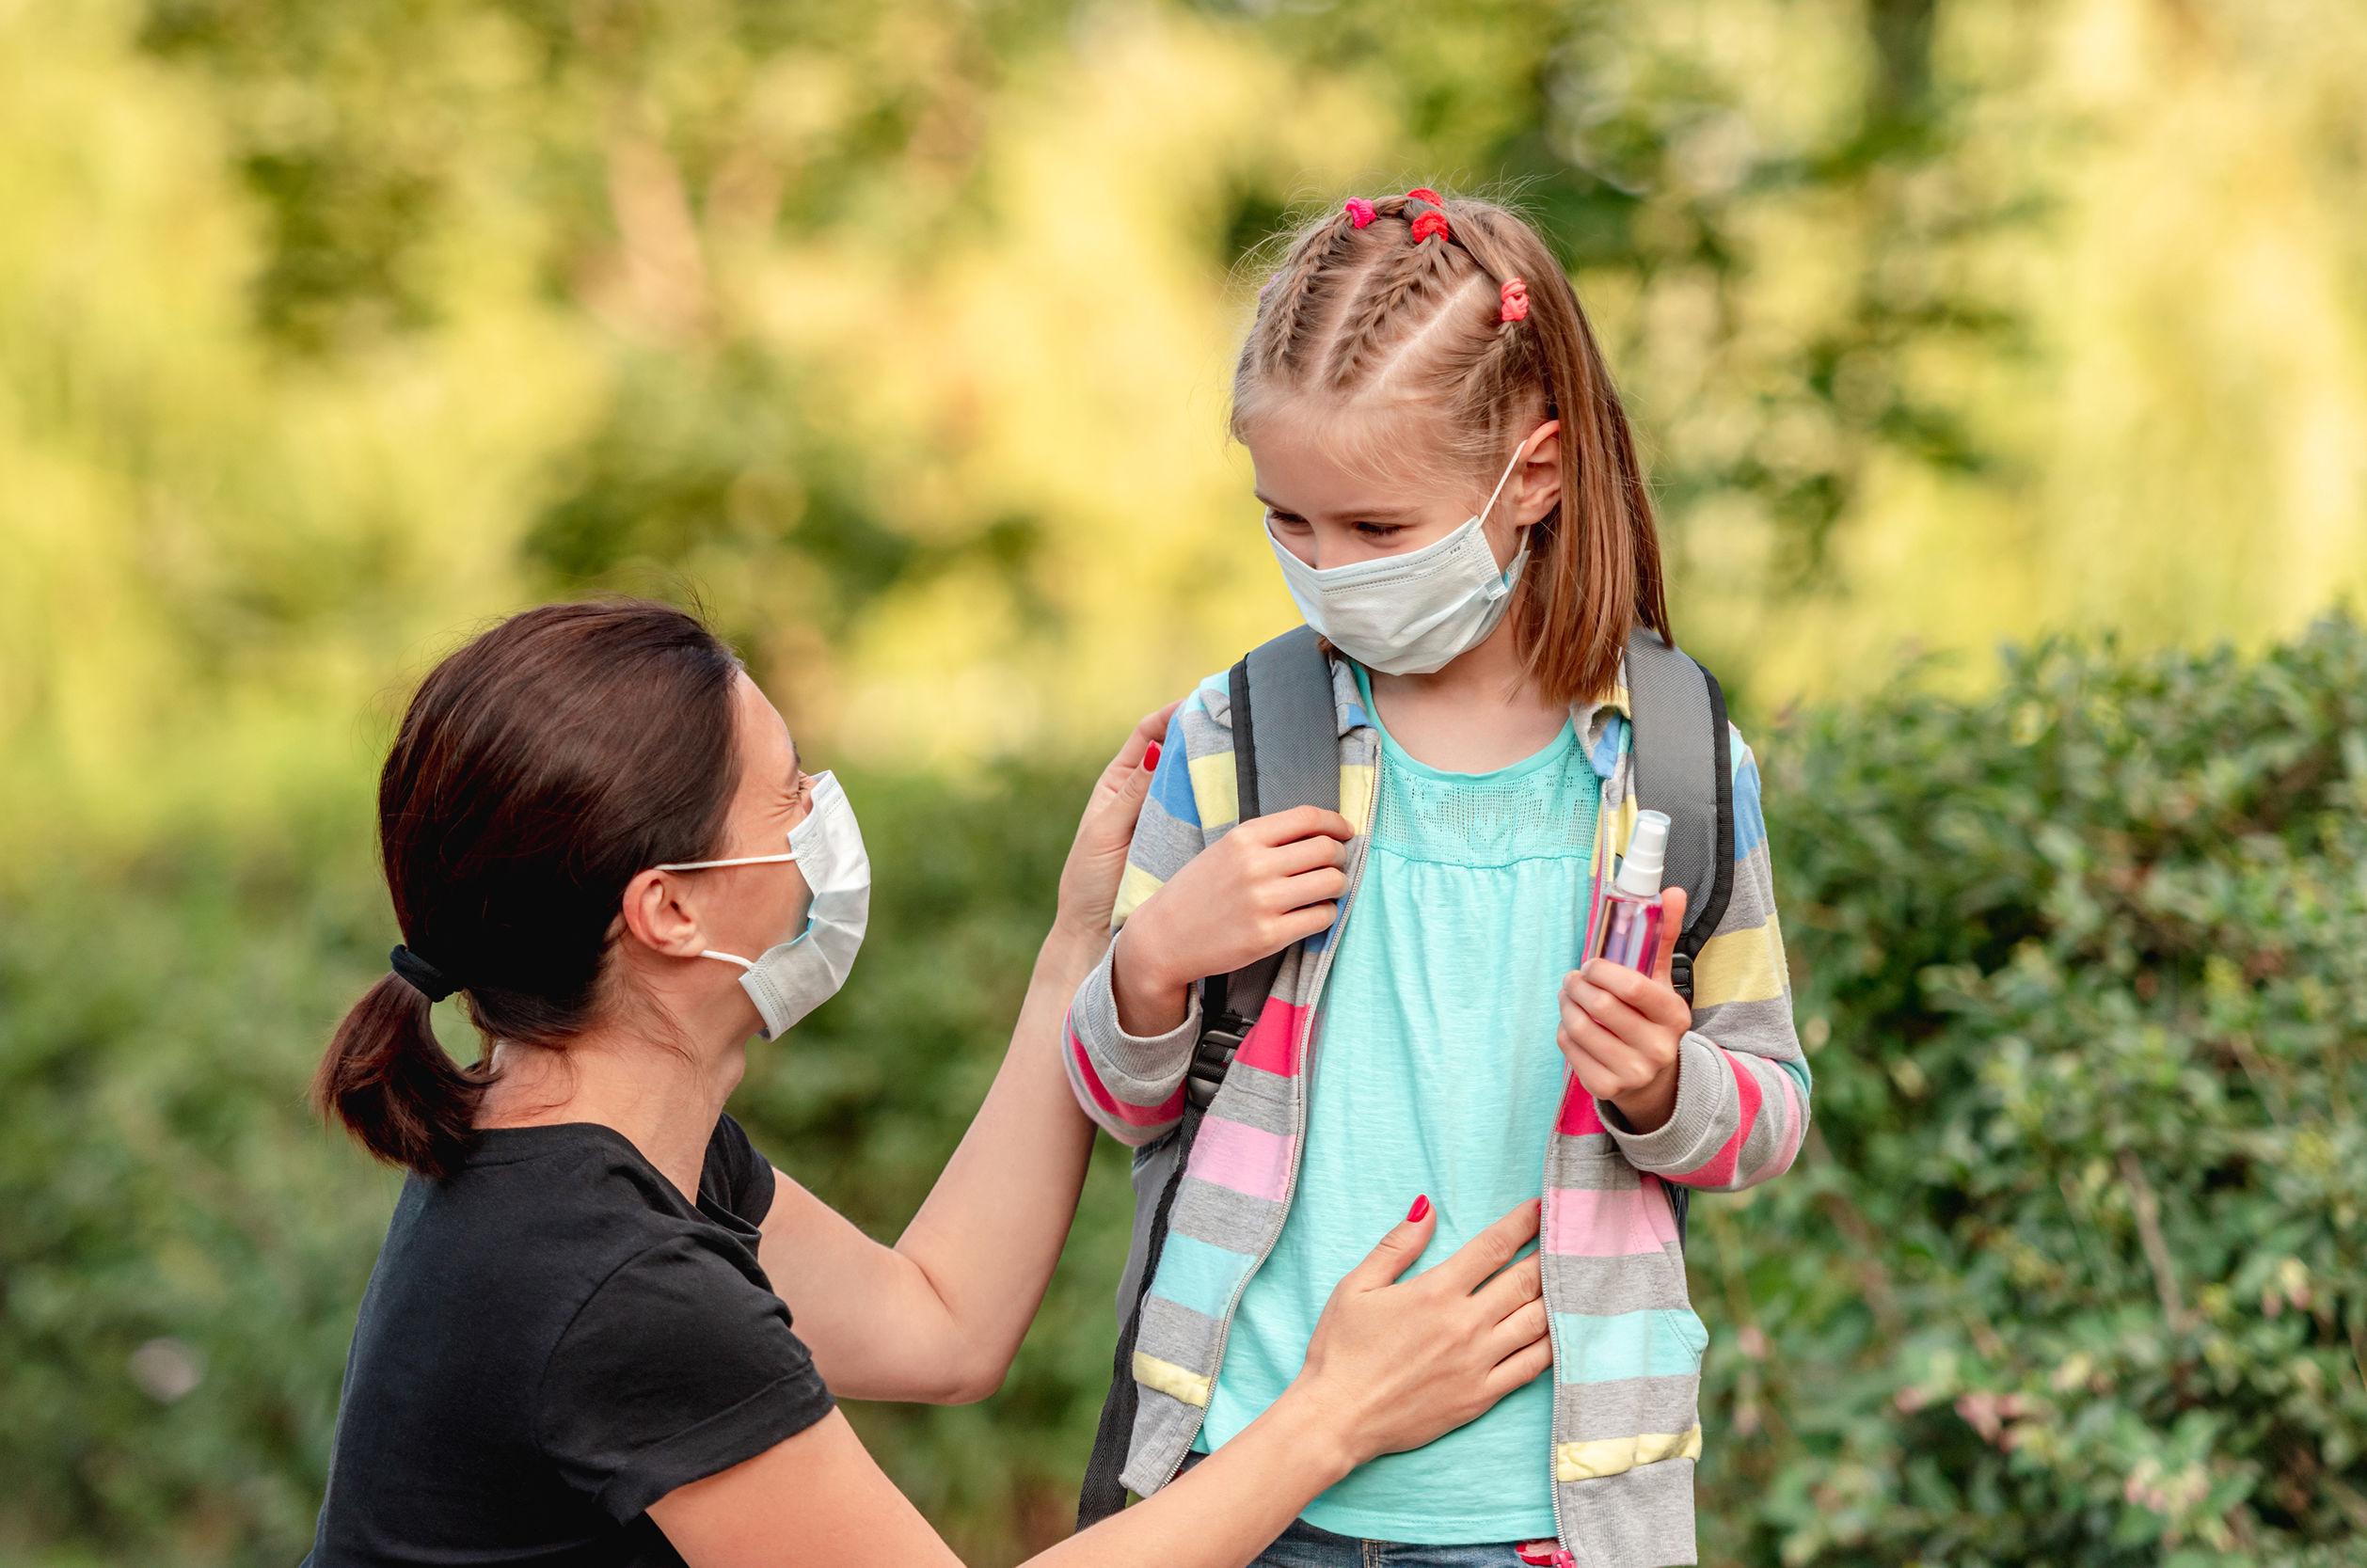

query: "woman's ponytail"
left=312, top=599, right=742, bottom=1181
left=313, top=973, right=483, bottom=1181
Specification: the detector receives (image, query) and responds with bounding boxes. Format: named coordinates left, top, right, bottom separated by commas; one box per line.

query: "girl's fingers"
left=1268, top=832, right=1352, bottom=875
left=1565, top=975, right=1654, bottom=1047
left=1485, top=1333, right=1556, bottom=1397
left=1272, top=901, right=1340, bottom=946
left=1648, top=885, right=1689, bottom=986
left=1580, top=958, right=1692, bottom=1031
left=1278, top=865, right=1349, bottom=909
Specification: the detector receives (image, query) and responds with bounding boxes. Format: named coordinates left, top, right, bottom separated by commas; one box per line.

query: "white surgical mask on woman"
left=1265, top=437, right=1535, bottom=676
left=656, top=770, right=871, bottom=1039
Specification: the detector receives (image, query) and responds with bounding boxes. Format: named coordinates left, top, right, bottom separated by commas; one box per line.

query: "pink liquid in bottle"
left=1592, top=810, right=1671, bottom=972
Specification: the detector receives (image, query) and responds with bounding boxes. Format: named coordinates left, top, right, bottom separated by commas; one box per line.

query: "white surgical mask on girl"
left=1265, top=436, right=1536, bottom=676
left=655, top=770, right=871, bottom=1040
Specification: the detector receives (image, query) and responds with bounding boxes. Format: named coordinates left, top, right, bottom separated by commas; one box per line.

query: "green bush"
left=3, top=617, right=2362, bottom=1565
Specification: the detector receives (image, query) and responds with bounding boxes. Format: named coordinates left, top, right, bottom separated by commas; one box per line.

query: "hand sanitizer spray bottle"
left=1592, top=809, right=1670, bottom=971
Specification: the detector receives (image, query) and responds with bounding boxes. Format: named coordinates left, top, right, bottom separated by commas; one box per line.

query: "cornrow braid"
left=1320, top=196, right=1474, bottom=391
left=1253, top=207, right=1360, bottom=379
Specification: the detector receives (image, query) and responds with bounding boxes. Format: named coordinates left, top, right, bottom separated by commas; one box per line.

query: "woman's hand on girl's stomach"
left=1112, top=804, right=1354, bottom=1033
left=1286, top=1196, right=1552, bottom=1465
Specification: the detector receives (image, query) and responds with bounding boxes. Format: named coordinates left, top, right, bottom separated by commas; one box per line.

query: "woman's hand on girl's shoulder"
left=1053, top=702, right=1181, bottom=955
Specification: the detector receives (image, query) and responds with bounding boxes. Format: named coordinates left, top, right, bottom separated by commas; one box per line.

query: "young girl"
left=1064, top=189, right=1811, bottom=1568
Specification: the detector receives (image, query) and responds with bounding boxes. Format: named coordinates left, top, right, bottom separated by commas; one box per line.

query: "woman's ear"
left=1514, top=419, right=1563, bottom=527
left=617, top=868, right=712, bottom=959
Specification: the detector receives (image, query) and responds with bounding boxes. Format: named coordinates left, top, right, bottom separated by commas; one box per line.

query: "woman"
left=303, top=598, right=1549, bottom=1568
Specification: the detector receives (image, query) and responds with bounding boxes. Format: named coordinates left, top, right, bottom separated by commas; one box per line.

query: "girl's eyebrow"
left=1255, top=491, right=1425, bottom=524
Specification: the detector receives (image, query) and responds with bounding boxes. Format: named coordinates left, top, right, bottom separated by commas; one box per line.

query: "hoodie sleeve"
left=1062, top=679, right=1238, bottom=1146
left=1598, top=728, right=1813, bottom=1191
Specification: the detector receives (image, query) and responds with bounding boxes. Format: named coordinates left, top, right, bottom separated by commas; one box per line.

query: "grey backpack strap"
left=1187, top=625, right=1341, bottom=1102
left=1622, top=625, right=1735, bottom=997
left=1079, top=626, right=1339, bottom=1527
left=1619, top=625, right=1736, bottom=1255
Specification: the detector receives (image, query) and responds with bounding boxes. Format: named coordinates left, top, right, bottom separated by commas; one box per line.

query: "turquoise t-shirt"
left=1193, top=662, right=1598, bottom=1543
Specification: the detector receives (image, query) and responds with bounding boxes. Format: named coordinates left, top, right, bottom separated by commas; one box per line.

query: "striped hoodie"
left=1063, top=649, right=1811, bottom=1568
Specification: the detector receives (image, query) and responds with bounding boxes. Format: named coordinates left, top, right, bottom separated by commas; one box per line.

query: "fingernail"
left=1143, top=740, right=1162, bottom=771
left=1407, top=1195, right=1431, bottom=1223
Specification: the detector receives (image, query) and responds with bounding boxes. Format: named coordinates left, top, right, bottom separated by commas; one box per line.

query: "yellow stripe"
left=1113, top=863, right=1166, bottom=927
left=1555, top=1423, right=1702, bottom=1482
left=1340, top=762, right=1375, bottom=837
left=1613, top=792, right=1639, bottom=853
left=1691, top=912, right=1786, bottom=1007
left=1132, top=1350, right=1212, bottom=1408
left=1189, top=752, right=1239, bottom=829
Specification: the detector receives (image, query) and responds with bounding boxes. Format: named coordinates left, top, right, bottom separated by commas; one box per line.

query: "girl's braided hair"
left=1233, top=187, right=1671, bottom=706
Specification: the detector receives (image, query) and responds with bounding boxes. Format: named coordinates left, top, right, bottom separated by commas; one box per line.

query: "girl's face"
left=1248, top=408, right=1560, bottom=574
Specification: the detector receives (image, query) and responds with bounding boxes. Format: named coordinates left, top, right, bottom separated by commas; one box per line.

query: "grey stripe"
left=1558, top=1455, right=1698, bottom=1567
left=1550, top=1246, right=1693, bottom=1315
left=1555, top=1372, right=1703, bottom=1443
left=1136, top=1293, right=1222, bottom=1370
left=1204, top=1059, right=1295, bottom=1135
left=1168, top=1179, right=1284, bottom=1255
left=1120, top=1386, right=1204, bottom=1497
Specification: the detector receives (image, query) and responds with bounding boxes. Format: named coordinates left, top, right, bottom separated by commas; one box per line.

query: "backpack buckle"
left=1185, top=1014, right=1253, bottom=1110
left=1669, top=948, right=1693, bottom=1005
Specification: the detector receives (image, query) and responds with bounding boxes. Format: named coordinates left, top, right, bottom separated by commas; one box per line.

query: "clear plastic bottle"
left=1591, top=809, right=1670, bottom=971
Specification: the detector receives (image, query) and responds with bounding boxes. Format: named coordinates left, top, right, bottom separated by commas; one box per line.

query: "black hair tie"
left=389, top=944, right=458, bottom=1002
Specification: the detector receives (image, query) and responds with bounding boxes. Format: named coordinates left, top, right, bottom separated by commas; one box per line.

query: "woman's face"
left=685, top=672, right=822, bottom=960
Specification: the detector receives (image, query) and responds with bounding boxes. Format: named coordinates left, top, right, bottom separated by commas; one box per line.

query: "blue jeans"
left=1176, top=1452, right=1540, bottom=1567
left=1249, top=1515, right=1536, bottom=1567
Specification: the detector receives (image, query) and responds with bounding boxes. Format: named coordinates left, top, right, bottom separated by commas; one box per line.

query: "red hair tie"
left=1343, top=198, right=1376, bottom=229
left=1410, top=211, right=1451, bottom=244
left=1406, top=186, right=1443, bottom=205
left=1498, top=277, right=1530, bottom=323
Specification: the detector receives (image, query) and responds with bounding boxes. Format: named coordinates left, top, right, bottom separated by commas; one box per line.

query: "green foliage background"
left=2, top=0, right=2364, bottom=1563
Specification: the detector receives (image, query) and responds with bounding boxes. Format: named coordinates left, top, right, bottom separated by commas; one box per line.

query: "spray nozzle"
left=1612, top=810, right=1671, bottom=898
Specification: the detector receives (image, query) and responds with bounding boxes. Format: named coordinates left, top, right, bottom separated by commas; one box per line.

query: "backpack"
left=1075, top=623, right=1736, bottom=1527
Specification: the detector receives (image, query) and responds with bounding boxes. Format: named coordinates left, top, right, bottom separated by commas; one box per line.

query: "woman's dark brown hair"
left=314, top=599, right=744, bottom=1180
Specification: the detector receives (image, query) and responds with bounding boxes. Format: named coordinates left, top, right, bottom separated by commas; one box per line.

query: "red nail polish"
left=1144, top=740, right=1162, bottom=770
left=1407, top=1195, right=1431, bottom=1223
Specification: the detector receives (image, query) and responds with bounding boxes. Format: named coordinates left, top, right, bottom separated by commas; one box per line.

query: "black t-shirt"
left=303, top=1116, right=835, bottom=1567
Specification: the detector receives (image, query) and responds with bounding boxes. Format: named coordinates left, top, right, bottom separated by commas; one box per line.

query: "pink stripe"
left=1233, top=996, right=1308, bottom=1077
left=1069, top=1022, right=1184, bottom=1130
left=1740, top=1068, right=1803, bottom=1186
left=1185, top=1116, right=1293, bottom=1201
left=1667, top=1050, right=1762, bottom=1188
left=1557, top=1077, right=1605, bottom=1136
left=1543, top=1186, right=1671, bottom=1257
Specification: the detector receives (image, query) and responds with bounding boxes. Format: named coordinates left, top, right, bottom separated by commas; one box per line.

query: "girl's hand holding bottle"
left=1112, top=805, right=1355, bottom=1036
left=1558, top=883, right=1692, bottom=1133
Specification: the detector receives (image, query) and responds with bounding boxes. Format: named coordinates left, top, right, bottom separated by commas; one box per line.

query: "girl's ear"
left=1513, top=419, right=1563, bottom=527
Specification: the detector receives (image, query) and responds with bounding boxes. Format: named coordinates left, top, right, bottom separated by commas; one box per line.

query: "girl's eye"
left=1265, top=511, right=1311, bottom=533
left=1354, top=523, right=1408, bottom=541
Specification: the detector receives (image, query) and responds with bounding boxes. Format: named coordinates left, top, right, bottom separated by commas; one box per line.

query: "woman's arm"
left=756, top=706, right=1174, bottom=1403
left=651, top=1201, right=1552, bottom=1567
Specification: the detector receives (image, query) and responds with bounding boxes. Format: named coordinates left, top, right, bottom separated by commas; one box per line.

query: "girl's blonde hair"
left=1231, top=187, right=1670, bottom=706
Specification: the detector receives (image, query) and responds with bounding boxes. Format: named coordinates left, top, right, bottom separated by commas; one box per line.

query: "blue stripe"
left=1588, top=716, right=1627, bottom=779
left=1151, top=1231, right=1258, bottom=1322
left=1777, top=1055, right=1811, bottom=1098
left=1730, top=748, right=1765, bottom=862
left=1148, top=708, right=1200, bottom=828
left=1551, top=1308, right=1709, bottom=1384
left=1341, top=701, right=1369, bottom=732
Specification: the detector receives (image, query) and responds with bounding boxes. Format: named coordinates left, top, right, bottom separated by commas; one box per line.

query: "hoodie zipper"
left=1540, top=773, right=1619, bottom=1567
left=1150, top=750, right=1383, bottom=1495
